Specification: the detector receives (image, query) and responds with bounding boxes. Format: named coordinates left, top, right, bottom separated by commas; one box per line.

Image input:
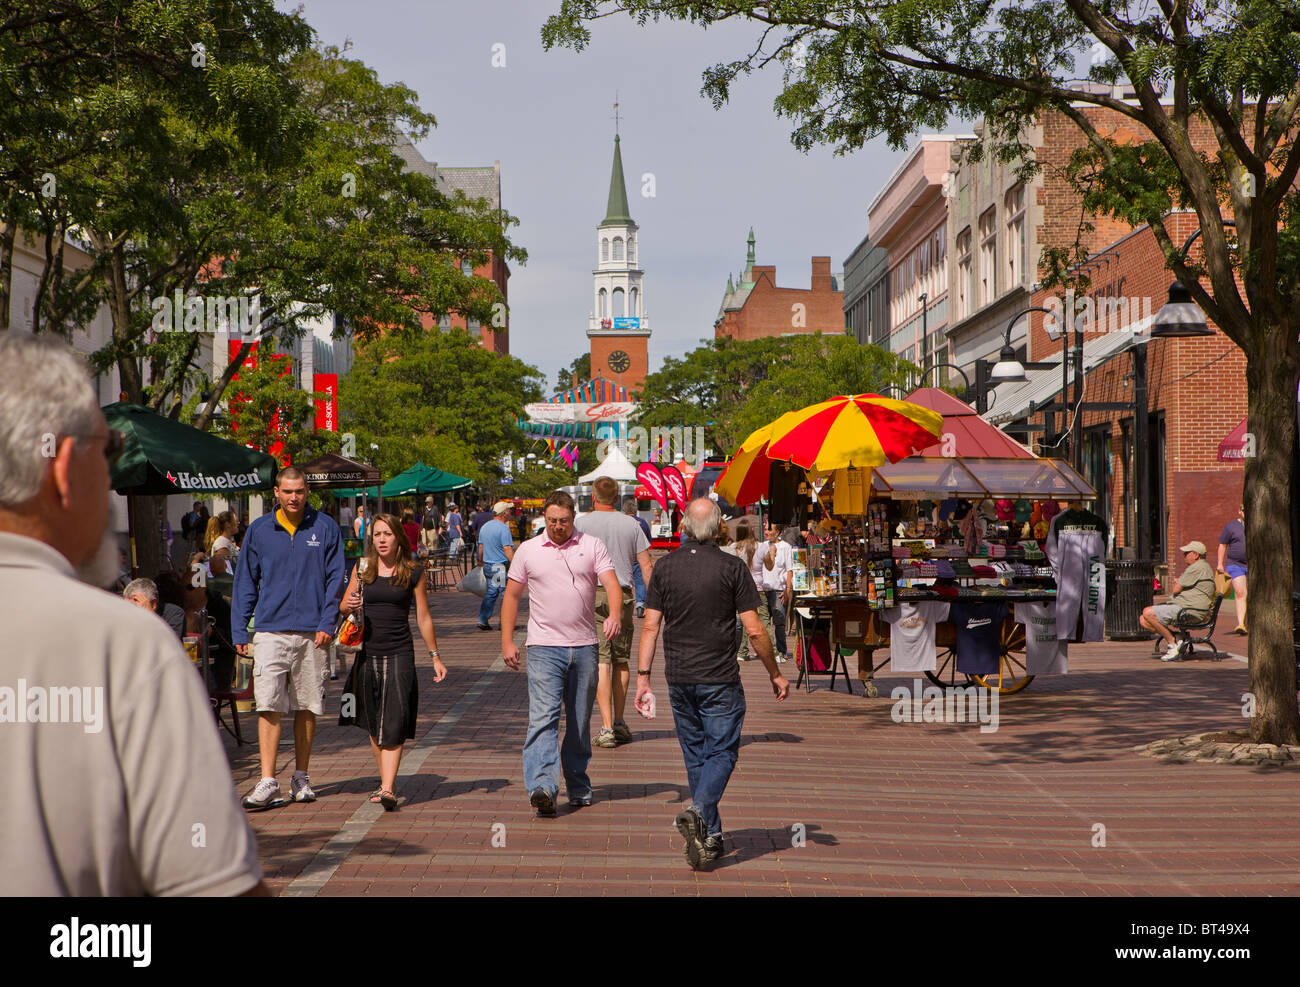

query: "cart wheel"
left=864, top=680, right=879, bottom=698
left=925, top=649, right=974, bottom=689
left=973, top=621, right=1034, bottom=695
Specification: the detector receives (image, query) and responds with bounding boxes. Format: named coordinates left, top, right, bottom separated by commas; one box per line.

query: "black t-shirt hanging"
left=947, top=600, right=1008, bottom=675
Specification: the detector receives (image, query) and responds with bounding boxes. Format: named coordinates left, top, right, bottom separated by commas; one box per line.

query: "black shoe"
left=675, top=807, right=707, bottom=870
left=477, top=622, right=492, bottom=631
left=701, top=834, right=724, bottom=864
left=530, top=789, right=557, bottom=817
left=635, top=605, right=645, bottom=618
left=568, top=795, right=592, bottom=808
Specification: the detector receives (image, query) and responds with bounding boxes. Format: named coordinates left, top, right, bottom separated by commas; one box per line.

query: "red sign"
left=314, top=373, right=338, bottom=432
left=661, top=465, right=688, bottom=506
left=636, top=462, right=669, bottom=514
left=227, top=340, right=259, bottom=435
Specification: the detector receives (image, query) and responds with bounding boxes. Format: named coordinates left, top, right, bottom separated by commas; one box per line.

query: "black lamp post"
left=918, top=362, right=971, bottom=396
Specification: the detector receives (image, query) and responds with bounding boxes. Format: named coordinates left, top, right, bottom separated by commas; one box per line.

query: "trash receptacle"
left=1105, top=560, right=1156, bottom=640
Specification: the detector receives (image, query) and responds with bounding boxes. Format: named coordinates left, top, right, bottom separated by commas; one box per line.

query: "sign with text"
left=314, top=373, right=338, bottom=431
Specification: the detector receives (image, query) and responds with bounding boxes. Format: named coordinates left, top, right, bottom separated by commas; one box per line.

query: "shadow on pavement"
left=713, top=823, right=839, bottom=868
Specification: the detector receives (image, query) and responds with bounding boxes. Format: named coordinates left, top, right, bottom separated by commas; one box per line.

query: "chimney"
left=811, top=256, right=832, bottom=291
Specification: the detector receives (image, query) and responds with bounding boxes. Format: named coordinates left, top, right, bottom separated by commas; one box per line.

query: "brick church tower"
left=587, top=134, right=650, bottom=391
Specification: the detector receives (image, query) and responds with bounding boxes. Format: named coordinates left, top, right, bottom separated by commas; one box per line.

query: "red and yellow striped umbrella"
left=715, top=393, right=944, bottom=504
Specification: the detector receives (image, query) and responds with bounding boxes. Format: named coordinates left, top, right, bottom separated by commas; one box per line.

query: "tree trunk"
left=1244, top=322, right=1300, bottom=745
left=193, top=339, right=255, bottom=431
left=0, top=193, right=17, bottom=331
left=130, top=493, right=165, bottom=579
left=104, top=237, right=143, bottom=403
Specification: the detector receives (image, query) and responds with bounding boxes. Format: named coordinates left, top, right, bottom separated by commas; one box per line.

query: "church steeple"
left=602, top=135, right=634, bottom=226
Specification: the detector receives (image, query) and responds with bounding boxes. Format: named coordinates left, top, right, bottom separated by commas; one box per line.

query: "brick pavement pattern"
left=223, top=592, right=1300, bottom=896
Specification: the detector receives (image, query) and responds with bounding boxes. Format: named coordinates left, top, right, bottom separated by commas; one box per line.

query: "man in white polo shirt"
left=499, top=490, right=622, bottom=816
left=0, top=334, right=265, bottom=896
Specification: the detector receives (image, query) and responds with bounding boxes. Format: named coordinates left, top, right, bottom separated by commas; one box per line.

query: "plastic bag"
left=457, top=565, right=488, bottom=597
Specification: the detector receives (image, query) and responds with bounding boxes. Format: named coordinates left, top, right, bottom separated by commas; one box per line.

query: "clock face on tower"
left=608, top=349, right=631, bottom=373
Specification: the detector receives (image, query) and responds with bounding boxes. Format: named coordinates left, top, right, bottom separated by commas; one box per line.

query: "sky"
left=285, top=0, right=911, bottom=389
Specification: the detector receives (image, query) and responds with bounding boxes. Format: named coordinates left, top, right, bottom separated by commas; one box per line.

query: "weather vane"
left=612, top=92, right=621, bottom=137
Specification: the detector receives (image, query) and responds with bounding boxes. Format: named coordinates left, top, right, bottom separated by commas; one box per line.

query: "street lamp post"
left=918, top=292, right=928, bottom=383
left=917, top=362, right=971, bottom=396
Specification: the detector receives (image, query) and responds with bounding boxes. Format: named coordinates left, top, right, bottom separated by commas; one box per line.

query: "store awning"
left=297, top=452, right=381, bottom=488
left=1218, top=418, right=1249, bottom=462
left=870, top=456, right=1096, bottom=500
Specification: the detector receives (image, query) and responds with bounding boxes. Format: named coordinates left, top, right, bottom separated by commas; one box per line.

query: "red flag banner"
left=636, top=462, right=669, bottom=514
left=314, top=373, right=338, bottom=432
left=661, top=465, right=688, bottom=506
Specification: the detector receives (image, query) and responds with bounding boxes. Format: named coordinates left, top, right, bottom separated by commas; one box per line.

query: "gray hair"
left=122, top=578, right=158, bottom=602
left=0, top=334, right=101, bottom=507
left=680, top=497, right=722, bottom=542
left=621, top=496, right=637, bottom=515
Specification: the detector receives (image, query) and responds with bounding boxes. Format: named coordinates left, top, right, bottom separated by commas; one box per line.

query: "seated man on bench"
left=1141, top=541, right=1216, bottom=662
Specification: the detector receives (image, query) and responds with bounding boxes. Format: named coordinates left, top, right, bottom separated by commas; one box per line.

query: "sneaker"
left=701, top=834, right=725, bottom=863
left=774, top=653, right=788, bottom=664
left=476, top=622, right=492, bottom=631
left=1160, top=643, right=1182, bottom=662
left=635, top=605, right=645, bottom=618
left=612, top=720, right=633, bottom=745
left=290, top=772, right=317, bottom=803
left=594, top=727, right=618, bottom=748
left=530, top=789, right=556, bottom=817
left=568, top=795, right=592, bottom=808
left=242, top=777, right=282, bottom=810
left=676, top=807, right=708, bottom=870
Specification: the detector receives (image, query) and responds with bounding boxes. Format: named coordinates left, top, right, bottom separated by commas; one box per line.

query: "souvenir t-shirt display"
left=1013, top=601, right=1069, bottom=674
left=881, top=601, right=951, bottom=672
left=947, top=600, right=1008, bottom=675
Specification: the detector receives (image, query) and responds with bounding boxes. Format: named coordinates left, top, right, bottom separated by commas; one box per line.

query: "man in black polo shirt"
left=635, top=497, right=789, bottom=869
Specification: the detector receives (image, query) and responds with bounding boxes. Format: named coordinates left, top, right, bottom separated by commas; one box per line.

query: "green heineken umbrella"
left=103, top=402, right=277, bottom=495
left=380, top=461, right=473, bottom=497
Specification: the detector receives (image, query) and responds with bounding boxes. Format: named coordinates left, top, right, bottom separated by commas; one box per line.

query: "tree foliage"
left=636, top=333, right=915, bottom=452
left=337, top=329, right=545, bottom=486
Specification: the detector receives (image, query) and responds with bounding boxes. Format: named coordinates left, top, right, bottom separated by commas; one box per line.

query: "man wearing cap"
left=1140, top=541, right=1217, bottom=661
left=476, top=500, right=515, bottom=631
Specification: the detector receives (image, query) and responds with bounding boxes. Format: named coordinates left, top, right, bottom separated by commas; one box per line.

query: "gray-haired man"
left=0, top=334, right=265, bottom=896
left=635, top=496, right=789, bottom=869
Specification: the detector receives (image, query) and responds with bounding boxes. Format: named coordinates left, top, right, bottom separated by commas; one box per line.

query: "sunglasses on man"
left=65, top=428, right=126, bottom=466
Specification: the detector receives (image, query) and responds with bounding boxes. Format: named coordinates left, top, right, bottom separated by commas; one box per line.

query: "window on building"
left=627, top=236, right=636, bottom=264
left=461, top=259, right=473, bottom=276
left=955, top=228, right=972, bottom=320
left=612, top=287, right=625, bottom=317
left=438, top=314, right=451, bottom=333
left=467, top=317, right=480, bottom=333
left=979, top=207, right=997, bottom=308
left=601, top=238, right=609, bottom=262
left=598, top=288, right=607, bottom=318
left=613, top=237, right=624, bottom=261
left=1006, top=185, right=1027, bottom=287
left=629, top=287, right=638, bottom=315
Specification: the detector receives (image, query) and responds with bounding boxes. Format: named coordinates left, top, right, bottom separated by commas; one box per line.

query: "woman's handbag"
left=334, top=580, right=364, bottom=651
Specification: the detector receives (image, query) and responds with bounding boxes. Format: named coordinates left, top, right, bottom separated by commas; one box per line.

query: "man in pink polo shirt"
left=501, top=489, right=622, bottom=816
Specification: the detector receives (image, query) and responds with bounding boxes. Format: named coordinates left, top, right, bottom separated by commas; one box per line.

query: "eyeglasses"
left=66, top=429, right=125, bottom=465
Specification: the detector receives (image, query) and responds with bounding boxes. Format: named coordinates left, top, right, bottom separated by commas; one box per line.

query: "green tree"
left=205, top=355, right=321, bottom=467
left=337, top=328, right=545, bottom=485
left=555, top=353, right=591, bottom=392
left=637, top=333, right=914, bottom=453
left=544, top=0, right=1300, bottom=743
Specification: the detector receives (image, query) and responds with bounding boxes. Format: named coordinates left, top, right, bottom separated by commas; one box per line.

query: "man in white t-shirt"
left=0, top=334, right=265, bottom=896
left=754, top=523, right=793, bottom=662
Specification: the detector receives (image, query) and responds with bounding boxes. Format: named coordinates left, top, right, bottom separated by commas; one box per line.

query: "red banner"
left=314, top=373, right=338, bottom=432
left=636, top=462, right=669, bottom=514
left=266, top=354, right=292, bottom=466
left=661, top=465, right=688, bottom=506
left=227, top=340, right=258, bottom=435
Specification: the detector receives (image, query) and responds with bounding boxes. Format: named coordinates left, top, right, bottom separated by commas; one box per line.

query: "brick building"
left=714, top=229, right=844, bottom=341
left=394, top=136, right=512, bottom=354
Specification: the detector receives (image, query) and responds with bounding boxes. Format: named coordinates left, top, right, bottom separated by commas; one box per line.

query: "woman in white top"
left=207, top=511, right=238, bottom=576
left=730, top=523, right=773, bottom=661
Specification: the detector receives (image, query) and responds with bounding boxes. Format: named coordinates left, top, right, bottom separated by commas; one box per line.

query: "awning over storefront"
left=1218, top=418, right=1249, bottom=462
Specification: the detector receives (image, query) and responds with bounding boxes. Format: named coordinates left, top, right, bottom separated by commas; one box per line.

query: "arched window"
left=601, top=238, right=609, bottom=262
left=613, top=237, right=624, bottom=261
left=629, top=287, right=639, bottom=315
left=612, top=288, right=625, bottom=317
left=627, top=237, right=636, bottom=264
left=598, top=288, right=608, bottom=318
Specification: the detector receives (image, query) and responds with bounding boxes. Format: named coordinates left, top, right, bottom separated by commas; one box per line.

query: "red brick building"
left=714, top=230, right=844, bottom=341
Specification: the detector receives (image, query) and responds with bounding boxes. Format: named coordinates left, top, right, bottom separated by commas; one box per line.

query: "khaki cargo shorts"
left=252, top=631, right=329, bottom=715
left=594, top=585, right=634, bottom=665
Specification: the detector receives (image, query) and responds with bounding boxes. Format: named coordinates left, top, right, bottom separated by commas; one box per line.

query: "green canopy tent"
left=102, top=402, right=277, bottom=575
left=380, top=461, right=473, bottom=498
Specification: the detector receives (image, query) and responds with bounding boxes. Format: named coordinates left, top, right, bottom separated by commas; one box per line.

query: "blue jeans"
left=631, top=560, right=646, bottom=607
left=668, top=681, right=747, bottom=837
left=763, top=589, right=788, bottom=655
left=523, top=645, right=598, bottom=800
left=478, top=562, right=506, bottom=625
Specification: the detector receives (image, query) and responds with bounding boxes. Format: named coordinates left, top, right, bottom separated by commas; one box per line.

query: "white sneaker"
left=290, top=772, right=317, bottom=802
left=242, top=777, right=282, bottom=809
left=1160, top=643, right=1182, bottom=662
left=775, top=653, right=788, bottom=663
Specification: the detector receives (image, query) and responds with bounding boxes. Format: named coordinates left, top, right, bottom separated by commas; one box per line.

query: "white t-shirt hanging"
left=882, top=601, right=950, bottom=672
left=1014, top=601, right=1069, bottom=674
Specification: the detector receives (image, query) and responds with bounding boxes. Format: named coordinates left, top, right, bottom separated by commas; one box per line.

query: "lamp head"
left=1151, top=281, right=1212, bottom=338
left=989, top=343, right=1027, bottom=383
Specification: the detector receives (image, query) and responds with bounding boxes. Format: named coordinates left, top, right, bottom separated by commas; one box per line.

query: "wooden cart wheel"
left=973, top=619, right=1034, bottom=695
left=925, top=648, right=973, bottom=689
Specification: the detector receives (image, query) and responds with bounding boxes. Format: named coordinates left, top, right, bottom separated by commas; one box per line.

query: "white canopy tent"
left=579, top=443, right=639, bottom=483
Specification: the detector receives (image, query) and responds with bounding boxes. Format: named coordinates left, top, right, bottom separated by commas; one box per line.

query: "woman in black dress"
left=338, top=513, right=447, bottom=810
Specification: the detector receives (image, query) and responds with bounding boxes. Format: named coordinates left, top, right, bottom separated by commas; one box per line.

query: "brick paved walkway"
left=223, top=591, right=1300, bottom=896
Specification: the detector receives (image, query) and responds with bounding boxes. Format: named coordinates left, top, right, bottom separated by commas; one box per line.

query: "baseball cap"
left=493, top=500, right=512, bottom=515
left=1180, top=540, right=1207, bottom=555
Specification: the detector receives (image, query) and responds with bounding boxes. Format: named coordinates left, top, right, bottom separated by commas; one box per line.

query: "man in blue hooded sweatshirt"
left=233, top=467, right=345, bottom=808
